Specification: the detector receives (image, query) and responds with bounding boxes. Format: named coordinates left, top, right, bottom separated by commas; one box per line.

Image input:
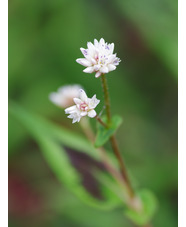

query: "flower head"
left=76, top=38, right=120, bottom=78
left=65, top=89, right=100, bottom=123
left=49, top=85, right=83, bottom=108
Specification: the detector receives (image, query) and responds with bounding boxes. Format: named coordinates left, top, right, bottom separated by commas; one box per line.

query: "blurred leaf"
left=94, top=170, right=129, bottom=204
left=95, top=115, right=123, bottom=148
left=9, top=103, right=123, bottom=210
left=9, top=102, right=99, bottom=159
left=124, top=189, right=158, bottom=226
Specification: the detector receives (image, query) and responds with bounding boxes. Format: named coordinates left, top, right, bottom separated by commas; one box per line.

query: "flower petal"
left=65, top=105, right=77, bottom=114
left=99, top=38, right=105, bottom=46
left=94, top=39, right=99, bottom=47
left=88, top=95, right=100, bottom=109
left=91, top=58, right=97, bottom=65
left=94, top=65, right=101, bottom=71
left=113, top=57, right=121, bottom=65
left=107, top=64, right=116, bottom=71
left=72, top=119, right=77, bottom=123
left=76, top=58, right=92, bottom=67
left=80, top=48, right=88, bottom=57
left=87, top=42, right=95, bottom=50
left=67, top=111, right=81, bottom=123
left=79, top=89, right=88, bottom=102
left=100, top=66, right=109, bottom=73
left=107, top=54, right=116, bottom=64
left=80, top=111, right=87, bottom=116
left=88, top=109, right=96, bottom=118
left=95, top=71, right=102, bottom=78
left=83, top=67, right=94, bottom=73
left=109, top=43, right=114, bottom=54
left=73, top=98, right=82, bottom=105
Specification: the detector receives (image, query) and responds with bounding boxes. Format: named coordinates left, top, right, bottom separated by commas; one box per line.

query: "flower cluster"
left=76, top=38, right=120, bottom=78
left=49, top=85, right=82, bottom=108
left=50, top=38, right=120, bottom=123
left=65, top=89, right=100, bottom=123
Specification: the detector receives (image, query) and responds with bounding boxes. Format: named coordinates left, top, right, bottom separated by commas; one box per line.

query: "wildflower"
left=49, top=85, right=83, bottom=108
left=65, top=89, right=100, bottom=123
left=76, top=38, right=120, bottom=78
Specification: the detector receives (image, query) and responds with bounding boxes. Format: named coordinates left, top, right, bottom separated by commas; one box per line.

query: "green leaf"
left=9, top=103, right=123, bottom=210
left=124, top=189, right=158, bottom=226
left=38, top=137, right=121, bottom=210
left=9, top=102, right=100, bottom=160
left=95, top=115, right=123, bottom=148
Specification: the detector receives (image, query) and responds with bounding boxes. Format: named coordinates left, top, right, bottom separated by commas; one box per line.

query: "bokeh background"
left=8, top=0, right=178, bottom=226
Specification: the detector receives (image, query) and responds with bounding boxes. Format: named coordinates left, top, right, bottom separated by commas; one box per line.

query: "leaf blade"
left=95, top=115, right=123, bottom=147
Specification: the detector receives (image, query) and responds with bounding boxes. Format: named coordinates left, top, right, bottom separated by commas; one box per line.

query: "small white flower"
left=65, top=89, right=100, bottom=123
left=49, top=85, right=83, bottom=108
left=76, top=38, right=121, bottom=78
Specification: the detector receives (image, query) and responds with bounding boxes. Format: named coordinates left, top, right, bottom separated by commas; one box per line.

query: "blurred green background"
left=8, top=0, right=178, bottom=226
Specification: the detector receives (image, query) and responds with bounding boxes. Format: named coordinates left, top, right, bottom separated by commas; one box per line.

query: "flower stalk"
left=80, top=117, right=135, bottom=205
left=110, top=135, right=134, bottom=198
left=101, top=74, right=111, bottom=125
left=95, top=115, right=107, bottom=127
left=100, top=73, right=135, bottom=198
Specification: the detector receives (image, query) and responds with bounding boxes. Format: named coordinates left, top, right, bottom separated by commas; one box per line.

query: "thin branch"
left=95, top=115, right=107, bottom=128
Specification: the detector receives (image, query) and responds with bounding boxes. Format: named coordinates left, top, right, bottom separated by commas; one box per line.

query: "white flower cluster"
left=50, top=38, right=120, bottom=123
left=49, top=85, right=82, bottom=108
left=76, top=38, right=120, bottom=78
left=65, top=89, right=100, bottom=123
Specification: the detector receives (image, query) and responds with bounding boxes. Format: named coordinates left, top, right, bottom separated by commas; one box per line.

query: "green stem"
left=101, top=74, right=111, bottom=125
left=95, top=115, right=107, bottom=127
left=110, top=135, right=134, bottom=198
left=100, top=73, right=134, bottom=198
left=80, top=117, right=130, bottom=198
left=95, top=115, right=134, bottom=196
